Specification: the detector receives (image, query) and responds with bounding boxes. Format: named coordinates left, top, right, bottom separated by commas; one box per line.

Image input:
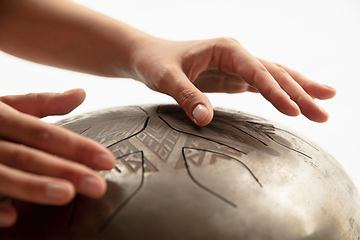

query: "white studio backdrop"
left=0, top=0, right=359, bottom=190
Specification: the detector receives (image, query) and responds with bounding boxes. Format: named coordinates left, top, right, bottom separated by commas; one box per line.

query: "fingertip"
left=311, top=105, right=330, bottom=123
left=308, top=113, right=330, bottom=123
left=288, top=101, right=301, bottom=117
left=45, top=88, right=86, bottom=116
left=0, top=205, right=17, bottom=227
left=317, top=114, right=330, bottom=123
left=306, top=84, right=337, bottom=100
left=322, top=84, right=337, bottom=99
left=63, top=88, right=86, bottom=104
left=297, top=96, right=330, bottom=123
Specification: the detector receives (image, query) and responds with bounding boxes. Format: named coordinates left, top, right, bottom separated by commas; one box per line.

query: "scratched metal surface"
left=1, top=104, right=359, bottom=240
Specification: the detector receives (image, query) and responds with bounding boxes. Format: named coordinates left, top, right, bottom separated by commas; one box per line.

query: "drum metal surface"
left=1, top=104, right=359, bottom=239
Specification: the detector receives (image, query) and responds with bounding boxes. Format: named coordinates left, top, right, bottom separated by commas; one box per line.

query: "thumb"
left=161, top=70, right=213, bottom=126
left=0, top=89, right=86, bottom=118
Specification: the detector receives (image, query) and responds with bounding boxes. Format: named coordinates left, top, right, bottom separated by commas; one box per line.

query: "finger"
left=0, top=104, right=115, bottom=170
left=259, top=60, right=330, bottom=122
left=197, top=38, right=299, bottom=116
left=0, top=141, right=107, bottom=198
left=0, top=205, right=17, bottom=227
left=0, top=163, right=75, bottom=205
left=273, top=63, right=337, bottom=100
left=230, top=48, right=301, bottom=116
left=0, top=88, right=86, bottom=118
left=158, top=68, right=214, bottom=126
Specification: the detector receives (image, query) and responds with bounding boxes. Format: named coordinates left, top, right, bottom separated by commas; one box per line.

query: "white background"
left=0, top=0, right=359, bottom=189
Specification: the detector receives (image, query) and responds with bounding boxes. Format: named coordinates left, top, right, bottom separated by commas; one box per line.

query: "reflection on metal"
left=1, top=104, right=359, bottom=239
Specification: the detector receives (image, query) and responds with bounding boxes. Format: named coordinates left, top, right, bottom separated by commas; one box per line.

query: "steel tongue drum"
left=1, top=104, right=359, bottom=240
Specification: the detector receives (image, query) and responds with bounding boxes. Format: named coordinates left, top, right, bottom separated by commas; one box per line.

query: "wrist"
left=119, top=31, right=161, bottom=81
left=78, top=18, right=156, bottom=79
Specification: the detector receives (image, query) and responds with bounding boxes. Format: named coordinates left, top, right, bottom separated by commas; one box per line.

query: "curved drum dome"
left=1, top=104, right=359, bottom=239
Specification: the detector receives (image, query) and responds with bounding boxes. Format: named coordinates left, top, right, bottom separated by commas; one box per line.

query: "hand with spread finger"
left=131, top=37, right=336, bottom=126
left=0, top=89, right=115, bottom=227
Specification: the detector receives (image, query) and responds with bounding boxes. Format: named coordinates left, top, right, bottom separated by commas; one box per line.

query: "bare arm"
left=0, top=0, right=146, bottom=77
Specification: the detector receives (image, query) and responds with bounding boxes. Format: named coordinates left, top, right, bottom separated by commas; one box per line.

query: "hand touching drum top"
left=130, top=37, right=336, bottom=125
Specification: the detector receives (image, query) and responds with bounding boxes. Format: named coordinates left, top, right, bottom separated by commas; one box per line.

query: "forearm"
left=0, top=0, right=151, bottom=78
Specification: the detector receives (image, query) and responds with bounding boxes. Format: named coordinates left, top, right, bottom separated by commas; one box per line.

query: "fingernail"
left=63, top=88, right=82, bottom=94
left=192, top=104, right=209, bottom=123
left=322, top=84, right=336, bottom=91
left=46, top=183, right=73, bottom=201
left=93, top=153, right=115, bottom=170
left=79, top=177, right=104, bottom=197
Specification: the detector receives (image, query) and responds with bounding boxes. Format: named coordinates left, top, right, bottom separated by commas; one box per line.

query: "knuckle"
left=267, top=87, right=277, bottom=100
left=277, top=66, right=289, bottom=76
left=261, top=86, right=277, bottom=103
left=28, top=127, right=52, bottom=147
left=252, top=66, right=269, bottom=87
left=26, top=93, right=44, bottom=117
left=70, top=137, right=97, bottom=165
left=225, top=37, right=240, bottom=44
left=178, top=89, right=198, bottom=104
left=211, top=37, right=242, bottom=53
left=20, top=178, right=42, bottom=200
left=9, top=145, right=30, bottom=169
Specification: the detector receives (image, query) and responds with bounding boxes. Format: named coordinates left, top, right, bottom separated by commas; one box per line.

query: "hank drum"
left=1, top=104, right=359, bottom=239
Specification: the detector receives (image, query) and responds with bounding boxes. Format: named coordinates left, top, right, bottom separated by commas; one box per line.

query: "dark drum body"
left=1, top=104, right=359, bottom=239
